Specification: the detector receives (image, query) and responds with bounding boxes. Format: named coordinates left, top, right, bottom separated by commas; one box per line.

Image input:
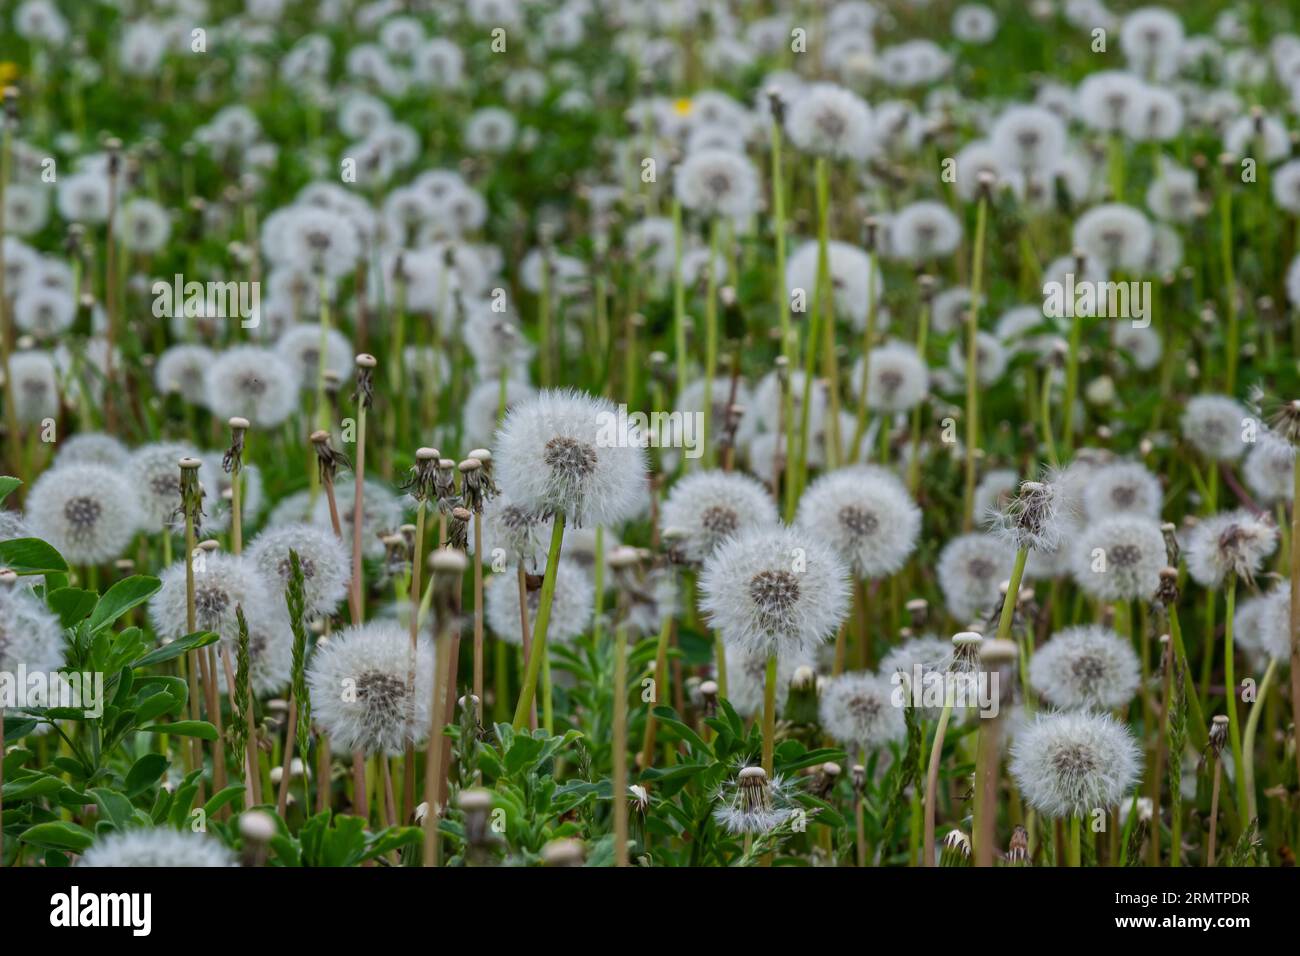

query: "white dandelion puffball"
left=113, top=198, right=172, bottom=255
left=311, top=477, right=405, bottom=561
left=275, top=322, right=353, bottom=387
left=7, top=350, right=60, bottom=425
left=1181, top=395, right=1249, bottom=461
left=990, top=104, right=1067, bottom=172
left=13, top=286, right=76, bottom=337
left=785, top=82, right=875, bottom=159
left=851, top=341, right=928, bottom=414
left=495, top=389, right=647, bottom=528
left=1120, top=7, right=1184, bottom=80
left=469, top=494, right=554, bottom=572
left=1010, top=711, right=1142, bottom=818
left=1071, top=203, right=1153, bottom=273
left=819, top=671, right=906, bottom=751
left=673, top=148, right=761, bottom=220
left=1244, top=431, right=1296, bottom=504
left=953, top=4, right=998, bottom=44
left=0, top=583, right=66, bottom=692
left=1257, top=588, right=1294, bottom=663
left=204, top=346, right=299, bottom=428
left=1081, top=461, right=1163, bottom=521
left=659, top=470, right=779, bottom=565
left=150, top=552, right=275, bottom=645
left=307, top=621, right=435, bottom=756
left=880, top=634, right=958, bottom=721
left=784, top=239, right=884, bottom=331
left=52, top=431, right=129, bottom=470
left=721, top=644, right=813, bottom=719
left=462, top=378, right=536, bottom=450
left=1071, top=515, right=1166, bottom=602
left=246, top=523, right=351, bottom=619
left=485, top=557, right=593, bottom=646
left=796, top=465, right=920, bottom=579
left=990, top=477, right=1070, bottom=554
left=155, top=344, right=215, bottom=405
left=937, top=533, right=1015, bottom=623
left=698, top=525, right=851, bottom=660
left=26, top=464, right=143, bottom=565
left=79, top=828, right=236, bottom=868
left=1029, top=625, right=1140, bottom=712
left=128, top=441, right=199, bottom=532
left=887, top=201, right=963, bottom=264
left=1185, top=509, right=1278, bottom=587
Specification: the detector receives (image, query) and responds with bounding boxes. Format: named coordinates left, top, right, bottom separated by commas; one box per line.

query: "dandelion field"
left=0, top=0, right=1299, bottom=892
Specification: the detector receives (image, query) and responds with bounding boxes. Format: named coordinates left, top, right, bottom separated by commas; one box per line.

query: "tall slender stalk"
left=512, top=515, right=567, bottom=729
left=962, top=190, right=990, bottom=529
left=612, top=624, right=629, bottom=866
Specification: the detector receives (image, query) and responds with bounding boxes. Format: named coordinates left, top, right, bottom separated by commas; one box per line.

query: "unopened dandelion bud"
left=699, top=679, right=719, bottom=716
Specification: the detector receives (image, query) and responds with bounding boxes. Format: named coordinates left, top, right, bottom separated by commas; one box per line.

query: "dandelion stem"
left=1223, top=572, right=1248, bottom=826
left=922, top=689, right=955, bottom=867
left=613, top=624, right=629, bottom=866
left=1241, top=657, right=1276, bottom=825
left=512, top=513, right=566, bottom=729
left=962, top=193, right=989, bottom=530
left=761, top=653, right=777, bottom=777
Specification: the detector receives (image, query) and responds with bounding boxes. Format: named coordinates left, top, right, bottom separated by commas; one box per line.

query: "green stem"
left=512, top=514, right=567, bottom=729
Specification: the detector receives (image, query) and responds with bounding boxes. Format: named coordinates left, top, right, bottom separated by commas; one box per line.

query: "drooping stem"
left=1241, top=657, right=1278, bottom=825
left=512, top=514, right=567, bottom=729
left=922, top=690, right=955, bottom=867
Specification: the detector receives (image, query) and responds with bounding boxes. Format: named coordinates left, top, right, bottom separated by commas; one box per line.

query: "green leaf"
left=125, top=753, right=169, bottom=796
left=3, top=716, right=38, bottom=741
left=131, top=631, right=219, bottom=670
left=2, top=773, right=66, bottom=801
left=90, top=787, right=135, bottom=830
left=202, top=785, right=245, bottom=818
left=503, top=734, right=545, bottom=775
left=89, top=575, right=162, bottom=632
left=0, top=537, right=69, bottom=575
left=140, top=720, right=218, bottom=740
left=47, top=588, right=99, bottom=628
left=20, top=821, right=95, bottom=852
left=0, top=476, right=22, bottom=504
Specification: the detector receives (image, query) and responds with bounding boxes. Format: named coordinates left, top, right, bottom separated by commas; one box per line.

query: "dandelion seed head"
left=79, top=829, right=236, bottom=868
left=796, top=465, right=920, bottom=578
left=1029, top=624, right=1140, bottom=711
left=26, top=464, right=142, bottom=565
left=661, top=470, right=779, bottom=565
left=819, top=671, right=906, bottom=751
left=1010, top=710, right=1142, bottom=818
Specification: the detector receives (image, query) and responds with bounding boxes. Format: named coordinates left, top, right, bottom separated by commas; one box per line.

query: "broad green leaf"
left=125, top=753, right=169, bottom=796
left=131, top=631, right=219, bottom=670
left=20, top=821, right=95, bottom=852
left=47, top=587, right=98, bottom=628
left=2, top=773, right=65, bottom=801
left=90, top=787, right=135, bottom=830
left=202, top=785, right=245, bottom=818
left=89, top=575, right=162, bottom=632
left=0, top=537, right=69, bottom=575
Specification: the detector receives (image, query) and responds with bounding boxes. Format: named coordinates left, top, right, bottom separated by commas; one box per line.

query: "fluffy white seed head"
left=0, top=583, right=65, bottom=692
left=307, top=622, right=434, bottom=755
left=78, top=828, right=236, bottom=867
left=785, top=82, right=874, bottom=159
left=851, top=341, right=928, bottom=414
left=937, top=533, right=1015, bottom=622
left=1185, top=509, right=1278, bottom=587
left=1180, top=395, right=1250, bottom=461
left=485, top=557, right=593, bottom=645
left=699, top=525, right=851, bottom=660
left=795, top=465, right=920, bottom=579
left=1010, top=710, right=1142, bottom=818
left=1081, top=461, right=1163, bottom=521
left=1071, top=515, right=1166, bottom=602
left=1029, top=624, right=1140, bottom=711
left=246, top=523, right=351, bottom=619
left=818, top=671, right=906, bottom=751
left=26, top=464, right=143, bottom=565
left=129, top=441, right=200, bottom=532
left=204, top=345, right=299, bottom=428
left=721, top=644, right=813, bottom=719
left=660, top=469, right=779, bottom=565
left=494, top=389, right=647, bottom=528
